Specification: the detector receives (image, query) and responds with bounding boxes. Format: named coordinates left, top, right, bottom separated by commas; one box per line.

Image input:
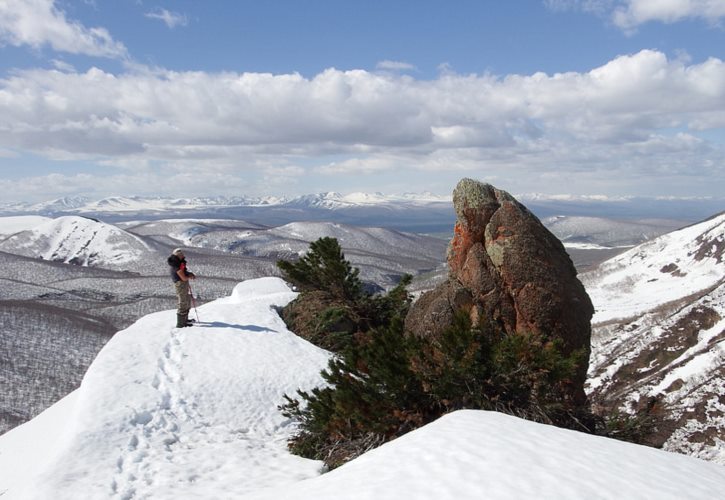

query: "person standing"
left=168, top=248, right=196, bottom=328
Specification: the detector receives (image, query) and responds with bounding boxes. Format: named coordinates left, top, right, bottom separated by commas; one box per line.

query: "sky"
left=0, top=0, right=724, bottom=202
left=1, top=277, right=723, bottom=499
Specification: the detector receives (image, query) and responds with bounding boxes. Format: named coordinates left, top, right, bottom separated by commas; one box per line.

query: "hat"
left=173, top=248, right=184, bottom=255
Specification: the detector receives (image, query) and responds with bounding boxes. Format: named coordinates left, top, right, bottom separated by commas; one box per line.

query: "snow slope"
left=583, top=213, right=725, bottom=463
left=2, top=278, right=724, bottom=499
left=0, top=216, right=154, bottom=268
left=0, top=278, right=331, bottom=500
left=581, top=213, right=724, bottom=324
left=248, top=410, right=724, bottom=500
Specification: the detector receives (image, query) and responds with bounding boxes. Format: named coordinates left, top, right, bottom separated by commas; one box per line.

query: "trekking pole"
left=188, top=282, right=201, bottom=323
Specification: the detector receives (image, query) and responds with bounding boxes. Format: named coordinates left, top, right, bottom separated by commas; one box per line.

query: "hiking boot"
left=176, top=313, right=190, bottom=328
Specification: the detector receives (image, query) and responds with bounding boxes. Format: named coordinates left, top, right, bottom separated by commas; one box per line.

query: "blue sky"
left=0, top=0, right=724, bottom=202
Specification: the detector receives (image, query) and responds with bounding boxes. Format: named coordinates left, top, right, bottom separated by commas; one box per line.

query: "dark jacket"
left=168, top=254, right=192, bottom=283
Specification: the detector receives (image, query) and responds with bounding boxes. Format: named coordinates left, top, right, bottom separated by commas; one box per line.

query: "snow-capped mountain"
left=284, top=191, right=450, bottom=210
left=1, top=196, right=91, bottom=214
left=1, top=192, right=450, bottom=216
left=81, top=195, right=286, bottom=212
left=31, top=196, right=91, bottom=213
left=582, top=212, right=725, bottom=463
left=1, top=278, right=723, bottom=500
left=3, top=192, right=722, bottom=228
left=0, top=216, right=155, bottom=269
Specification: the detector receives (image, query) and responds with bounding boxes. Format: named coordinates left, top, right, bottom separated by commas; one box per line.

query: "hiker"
left=168, top=248, right=196, bottom=328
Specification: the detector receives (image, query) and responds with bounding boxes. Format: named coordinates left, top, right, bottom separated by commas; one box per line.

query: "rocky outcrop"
left=406, top=178, right=593, bottom=403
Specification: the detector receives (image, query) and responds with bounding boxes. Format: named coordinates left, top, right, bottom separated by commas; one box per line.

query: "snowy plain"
left=1, top=277, right=724, bottom=499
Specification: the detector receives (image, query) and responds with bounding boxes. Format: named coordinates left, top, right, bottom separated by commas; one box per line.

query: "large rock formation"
left=406, top=179, right=593, bottom=403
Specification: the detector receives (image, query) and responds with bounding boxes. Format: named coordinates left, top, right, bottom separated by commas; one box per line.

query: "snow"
left=0, top=215, right=51, bottom=235
left=0, top=216, right=152, bottom=267
left=581, top=213, right=725, bottom=324
left=2, top=277, right=725, bottom=499
left=563, top=241, right=628, bottom=250
left=4, top=192, right=450, bottom=215
left=652, top=319, right=725, bottom=396
left=0, top=277, right=330, bottom=500
left=249, top=411, right=725, bottom=500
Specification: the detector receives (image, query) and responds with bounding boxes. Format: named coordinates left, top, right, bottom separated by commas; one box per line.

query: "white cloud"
left=0, top=0, right=127, bottom=58
left=544, top=0, right=725, bottom=30
left=613, top=0, right=725, bottom=29
left=50, top=59, right=76, bottom=72
left=376, top=60, right=417, bottom=72
left=0, top=50, right=723, bottom=198
left=314, top=156, right=399, bottom=175
left=0, top=169, right=257, bottom=202
left=145, top=8, right=189, bottom=29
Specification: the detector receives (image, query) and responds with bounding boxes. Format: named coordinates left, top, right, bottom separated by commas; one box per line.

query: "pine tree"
left=277, top=237, right=363, bottom=301
left=277, top=237, right=412, bottom=352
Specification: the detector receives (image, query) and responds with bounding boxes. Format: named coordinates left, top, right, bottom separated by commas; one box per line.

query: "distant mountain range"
left=0, top=192, right=450, bottom=214
left=2, top=192, right=722, bottom=224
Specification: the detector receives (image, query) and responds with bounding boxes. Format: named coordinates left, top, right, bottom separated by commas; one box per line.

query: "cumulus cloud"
left=145, top=8, right=189, bottom=29
left=0, top=49, right=723, bottom=199
left=0, top=0, right=127, bottom=58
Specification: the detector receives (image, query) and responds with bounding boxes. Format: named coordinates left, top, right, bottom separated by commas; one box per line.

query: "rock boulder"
left=405, top=178, right=593, bottom=403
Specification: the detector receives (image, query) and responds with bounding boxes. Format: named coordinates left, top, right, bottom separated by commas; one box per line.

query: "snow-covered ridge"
left=0, top=216, right=153, bottom=268
left=0, top=278, right=331, bottom=499
left=1, top=278, right=724, bottom=499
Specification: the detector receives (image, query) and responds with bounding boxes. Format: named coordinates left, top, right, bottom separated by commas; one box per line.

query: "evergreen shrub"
left=277, top=237, right=412, bottom=352
left=281, top=311, right=589, bottom=469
